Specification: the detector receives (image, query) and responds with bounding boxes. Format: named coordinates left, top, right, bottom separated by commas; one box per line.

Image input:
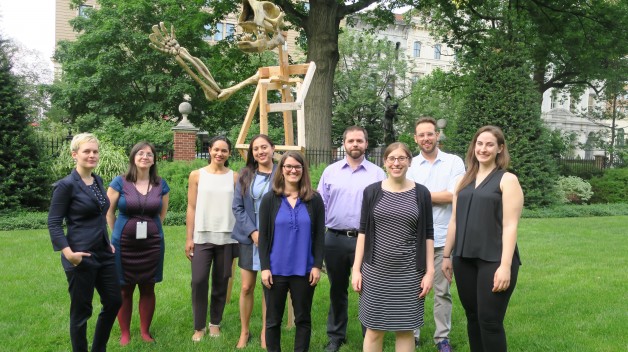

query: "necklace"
left=250, top=171, right=271, bottom=214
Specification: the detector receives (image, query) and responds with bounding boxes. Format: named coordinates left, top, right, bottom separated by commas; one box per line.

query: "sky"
left=0, top=0, right=55, bottom=67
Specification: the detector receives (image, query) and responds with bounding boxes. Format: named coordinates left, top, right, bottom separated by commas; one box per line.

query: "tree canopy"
left=0, top=37, right=51, bottom=210
left=51, top=0, right=274, bottom=134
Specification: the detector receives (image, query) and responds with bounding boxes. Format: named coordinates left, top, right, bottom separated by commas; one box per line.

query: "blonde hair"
left=70, top=133, right=100, bottom=153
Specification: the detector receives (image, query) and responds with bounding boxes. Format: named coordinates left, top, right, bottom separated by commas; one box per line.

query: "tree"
left=449, top=47, right=558, bottom=207
left=203, top=0, right=417, bottom=151
left=412, top=0, right=628, bottom=99
left=0, top=37, right=51, bottom=210
left=333, top=30, right=411, bottom=147
left=584, top=76, right=628, bottom=166
left=4, top=40, right=52, bottom=121
left=51, top=0, right=274, bottom=134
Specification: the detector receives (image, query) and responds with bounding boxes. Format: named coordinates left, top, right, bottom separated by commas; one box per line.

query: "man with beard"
left=407, top=117, right=465, bottom=352
left=318, top=126, right=386, bottom=352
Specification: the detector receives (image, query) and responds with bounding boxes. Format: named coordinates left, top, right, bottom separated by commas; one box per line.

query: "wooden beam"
left=235, top=84, right=261, bottom=158
left=268, top=102, right=302, bottom=112
left=281, top=86, right=294, bottom=145
left=296, top=62, right=316, bottom=103
left=259, top=80, right=269, bottom=134
left=296, top=81, right=306, bottom=148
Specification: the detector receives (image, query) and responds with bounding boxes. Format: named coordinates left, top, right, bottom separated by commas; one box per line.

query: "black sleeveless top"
left=454, top=169, right=521, bottom=264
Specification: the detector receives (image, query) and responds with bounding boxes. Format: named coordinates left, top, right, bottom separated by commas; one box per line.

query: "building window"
left=226, top=23, right=236, bottom=38
left=413, top=41, right=421, bottom=57
left=434, top=44, right=441, bottom=59
left=588, top=93, right=596, bottom=111
left=214, top=23, right=224, bottom=41
left=203, top=24, right=212, bottom=40
left=79, top=4, right=93, bottom=18
left=551, top=96, right=557, bottom=109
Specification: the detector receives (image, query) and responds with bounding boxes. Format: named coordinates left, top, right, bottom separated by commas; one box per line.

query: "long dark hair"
left=207, top=136, right=232, bottom=167
left=125, top=142, right=161, bottom=185
left=238, top=134, right=275, bottom=196
left=457, top=125, right=511, bottom=193
left=272, top=151, right=315, bottom=201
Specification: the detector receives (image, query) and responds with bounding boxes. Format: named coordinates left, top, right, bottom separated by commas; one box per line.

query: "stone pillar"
left=172, top=100, right=199, bottom=161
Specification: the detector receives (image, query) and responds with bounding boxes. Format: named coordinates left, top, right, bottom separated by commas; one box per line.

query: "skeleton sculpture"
left=149, top=0, right=316, bottom=156
left=149, top=0, right=286, bottom=102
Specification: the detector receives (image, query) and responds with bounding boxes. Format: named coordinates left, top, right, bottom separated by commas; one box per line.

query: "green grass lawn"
left=1, top=217, right=626, bottom=351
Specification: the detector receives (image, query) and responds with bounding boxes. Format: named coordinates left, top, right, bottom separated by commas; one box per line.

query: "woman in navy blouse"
left=48, top=133, right=122, bottom=352
left=258, top=151, right=325, bottom=352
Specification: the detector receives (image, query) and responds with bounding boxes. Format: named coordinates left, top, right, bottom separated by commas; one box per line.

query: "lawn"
left=0, top=217, right=626, bottom=351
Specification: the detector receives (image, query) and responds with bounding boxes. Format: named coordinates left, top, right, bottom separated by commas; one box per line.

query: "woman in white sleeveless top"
left=185, top=136, right=239, bottom=342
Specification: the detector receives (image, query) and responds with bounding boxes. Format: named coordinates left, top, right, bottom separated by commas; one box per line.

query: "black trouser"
left=191, top=243, right=233, bottom=330
left=324, top=230, right=359, bottom=344
left=64, top=250, right=122, bottom=352
left=453, top=257, right=519, bottom=352
left=263, top=275, right=316, bottom=352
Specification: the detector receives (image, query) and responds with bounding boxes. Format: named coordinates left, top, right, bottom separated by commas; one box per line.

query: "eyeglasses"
left=137, top=152, right=154, bottom=158
left=386, top=156, right=409, bottom=163
left=283, top=164, right=303, bottom=171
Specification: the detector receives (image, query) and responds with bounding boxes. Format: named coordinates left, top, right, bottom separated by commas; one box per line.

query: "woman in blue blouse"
left=107, top=142, right=170, bottom=345
left=258, top=151, right=325, bottom=352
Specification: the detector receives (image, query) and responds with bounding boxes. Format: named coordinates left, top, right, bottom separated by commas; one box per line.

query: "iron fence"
left=38, top=137, right=174, bottom=161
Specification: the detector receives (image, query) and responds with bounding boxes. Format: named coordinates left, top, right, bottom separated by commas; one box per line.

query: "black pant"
left=264, top=275, right=316, bottom=352
left=64, top=250, right=122, bottom=352
left=191, top=243, right=232, bottom=330
left=453, top=257, right=519, bottom=352
left=324, top=231, right=358, bottom=343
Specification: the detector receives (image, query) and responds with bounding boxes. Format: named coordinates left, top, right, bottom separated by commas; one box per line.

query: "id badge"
left=136, top=221, right=147, bottom=239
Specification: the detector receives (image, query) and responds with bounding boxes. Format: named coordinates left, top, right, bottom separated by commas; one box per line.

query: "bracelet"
left=443, top=256, right=451, bottom=259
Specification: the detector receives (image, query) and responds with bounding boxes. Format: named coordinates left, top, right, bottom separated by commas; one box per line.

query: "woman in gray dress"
left=232, top=134, right=276, bottom=349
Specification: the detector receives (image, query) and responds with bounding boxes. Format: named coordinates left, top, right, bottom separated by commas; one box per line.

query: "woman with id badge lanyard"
left=232, top=135, right=277, bottom=349
left=107, top=142, right=170, bottom=345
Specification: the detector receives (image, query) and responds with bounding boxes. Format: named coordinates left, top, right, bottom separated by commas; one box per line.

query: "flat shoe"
left=192, top=328, right=206, bottom=342
left=209, top=324, right=221, bottom=337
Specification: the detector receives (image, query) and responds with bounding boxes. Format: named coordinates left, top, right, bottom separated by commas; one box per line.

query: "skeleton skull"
left=237, top=0, right=286, bottom=53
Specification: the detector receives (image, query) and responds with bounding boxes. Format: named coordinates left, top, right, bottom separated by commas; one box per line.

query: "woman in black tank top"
left=442, top=126, right=524, bottom=352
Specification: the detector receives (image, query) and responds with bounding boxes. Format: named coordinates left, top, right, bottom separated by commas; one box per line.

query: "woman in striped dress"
left=352, top=142, right=435, bottom=352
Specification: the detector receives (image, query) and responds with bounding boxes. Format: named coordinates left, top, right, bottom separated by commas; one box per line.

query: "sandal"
left=209, top=324, right=221, bottom=337
left=192, top=328, right=206, bottom=342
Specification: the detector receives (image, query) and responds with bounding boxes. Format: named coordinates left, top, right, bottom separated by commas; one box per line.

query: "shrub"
left=556, top=176, right=593, bottom=204
left=589, top=168, right=628, bottom=203
left=49, top=139, right=127, bottom=185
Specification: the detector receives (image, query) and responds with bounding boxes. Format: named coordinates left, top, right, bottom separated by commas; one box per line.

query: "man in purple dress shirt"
left=318, top=126, right=386, bottom=352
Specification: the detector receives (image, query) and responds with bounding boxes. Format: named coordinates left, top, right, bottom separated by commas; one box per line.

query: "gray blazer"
left=231, top=164, right=277, bottom=244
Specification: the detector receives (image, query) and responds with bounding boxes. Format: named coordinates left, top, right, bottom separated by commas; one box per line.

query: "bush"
left=589, top=168, right=628, bottom=203
left=556, top=176, right=593, bottom=204
left=522, top=203, right=628, bottom=218
left=49, top=139, right=128, bottom=185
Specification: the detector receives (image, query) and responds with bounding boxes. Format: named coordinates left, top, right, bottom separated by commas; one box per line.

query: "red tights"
left=117, top=283, right=156, bottom=345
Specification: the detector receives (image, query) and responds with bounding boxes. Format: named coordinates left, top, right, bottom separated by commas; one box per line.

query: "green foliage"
left=556, top=176, right=593, bottom=204
left=522, top=203, right=628, bottom=218
left=50, top=139, right=128, bottom=185
left=589, top=168, right=628, bottom=204
left=157, top=159, right=207, bottom=213
left=93, top=116, right=175, bottom=149
left=449, top=48, right=558, bottom=207
left=52, top=0, right=275, bottom=137
left=407, top=69, right=466, bottom=142
left=333, top=30, right=411, bottom=146
left=0, top=37, right=52, bottom=210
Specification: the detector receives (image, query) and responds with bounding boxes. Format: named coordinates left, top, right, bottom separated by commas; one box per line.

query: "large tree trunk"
left=303, top=1, right=341, bottom=151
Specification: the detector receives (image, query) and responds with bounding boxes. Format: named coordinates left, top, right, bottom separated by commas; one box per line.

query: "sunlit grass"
left=0, top=217, right=626, bottom=351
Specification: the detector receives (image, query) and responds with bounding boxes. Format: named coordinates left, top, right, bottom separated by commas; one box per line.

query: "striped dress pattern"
left=359, top=188, right=426, bottom=331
